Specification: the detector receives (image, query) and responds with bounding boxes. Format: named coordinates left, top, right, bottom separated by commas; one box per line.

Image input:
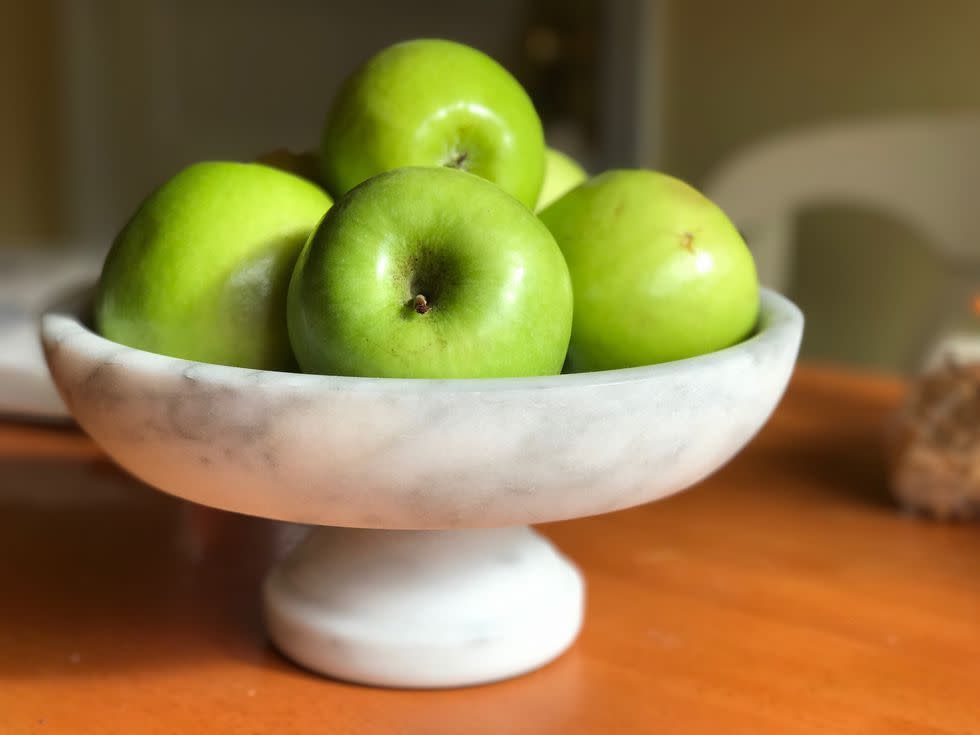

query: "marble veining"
left=41, top=289, right=802, bottom=530
left=41, top=287, right=802, bottom=687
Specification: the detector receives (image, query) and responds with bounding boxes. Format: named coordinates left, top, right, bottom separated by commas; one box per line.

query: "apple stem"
left=446, top=150, right=468, bottom=169
left=414, top=294, right=431, bottom=314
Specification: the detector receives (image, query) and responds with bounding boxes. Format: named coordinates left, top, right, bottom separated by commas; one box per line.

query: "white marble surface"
left=40, top=289, right=803, bottom=529
left=41, top=287, right=802, bottom=687
left=264, top=526, right=583, bottom=688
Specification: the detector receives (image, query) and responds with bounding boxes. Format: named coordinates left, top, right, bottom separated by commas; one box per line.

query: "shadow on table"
left=0, top=454, right=303, bottom=678
left=746, top=418, right=895, bottom=510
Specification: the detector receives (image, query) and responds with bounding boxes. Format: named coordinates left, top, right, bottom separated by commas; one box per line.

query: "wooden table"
left=1, top=366, right=978, bottom=734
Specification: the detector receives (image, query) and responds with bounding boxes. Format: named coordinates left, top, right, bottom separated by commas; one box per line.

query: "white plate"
left=0, top=248, right=102, bottom=421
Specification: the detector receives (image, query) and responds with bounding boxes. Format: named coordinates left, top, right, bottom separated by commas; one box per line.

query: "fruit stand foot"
left=263, top=526, right=584, bottom=688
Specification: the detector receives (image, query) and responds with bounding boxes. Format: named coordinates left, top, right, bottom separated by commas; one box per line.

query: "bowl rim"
left=42, top=287, right=803, bottom=394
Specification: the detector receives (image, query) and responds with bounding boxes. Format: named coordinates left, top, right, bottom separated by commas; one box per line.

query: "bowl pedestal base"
left=263, top=525, right=584, bottom=688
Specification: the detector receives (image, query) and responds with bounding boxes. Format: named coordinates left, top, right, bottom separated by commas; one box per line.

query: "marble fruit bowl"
left=41, top=288, right=803, bottom=688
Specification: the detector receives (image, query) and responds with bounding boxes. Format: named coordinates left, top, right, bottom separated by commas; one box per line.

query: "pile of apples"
left=95, top=39, right=759, bottom=378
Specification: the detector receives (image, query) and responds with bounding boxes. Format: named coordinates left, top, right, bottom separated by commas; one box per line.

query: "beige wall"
left=661, top=0, right=980, bottom=184
left=4, top=1, right=974, bottom=369
left=660, top=0, right=980, bottom=371
left=0, top=2, right=62, bottom=243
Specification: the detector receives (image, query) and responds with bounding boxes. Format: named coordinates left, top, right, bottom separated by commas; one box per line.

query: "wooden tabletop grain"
left=1, top=366, right=978, bottom=734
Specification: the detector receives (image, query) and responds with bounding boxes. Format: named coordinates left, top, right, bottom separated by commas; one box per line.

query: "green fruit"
left=539, top=169, right=759, bottom=371
left=536, top=147, right=587, bottom=212
left=288, top=167, right=572, bottom=379
left=95, top=161, right=332, bottom=370
left=320, top=39, right=545, bottom=208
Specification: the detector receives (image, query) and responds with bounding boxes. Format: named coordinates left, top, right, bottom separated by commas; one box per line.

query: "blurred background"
left=3, top=0, right=980, bottom=373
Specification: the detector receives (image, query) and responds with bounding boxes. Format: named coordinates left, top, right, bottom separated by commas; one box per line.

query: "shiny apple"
left=539, top=169, right=759, bottom=371
left=95, top=161, right=332, bottom=370
left=320, top=39, right=545, bottom=208
left=288, top=167, right=572, bottom=378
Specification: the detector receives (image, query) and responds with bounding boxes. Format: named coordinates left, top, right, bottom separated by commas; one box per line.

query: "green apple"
left=536, top=147, right=587, bottom=212
left=288, top=166, right=572, bottom=379
left=538, top=169, right=759, bottom=371
left=95, top=161, right=332, bottom=370
left=320, top=39, right=545, bottom=208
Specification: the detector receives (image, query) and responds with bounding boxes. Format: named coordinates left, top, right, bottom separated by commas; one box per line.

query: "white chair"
left=703, top=114, right=980, bottom=367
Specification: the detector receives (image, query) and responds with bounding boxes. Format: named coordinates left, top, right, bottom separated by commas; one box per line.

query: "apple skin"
left=320, top=39, right=545, bottom=208
left=536, top=147, right=587, bottom=212
left=95, top=161, right=332, bottom=370
left=538, top=169, right=759, bottom=371
left=288, top=167, right=573, bottom=379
